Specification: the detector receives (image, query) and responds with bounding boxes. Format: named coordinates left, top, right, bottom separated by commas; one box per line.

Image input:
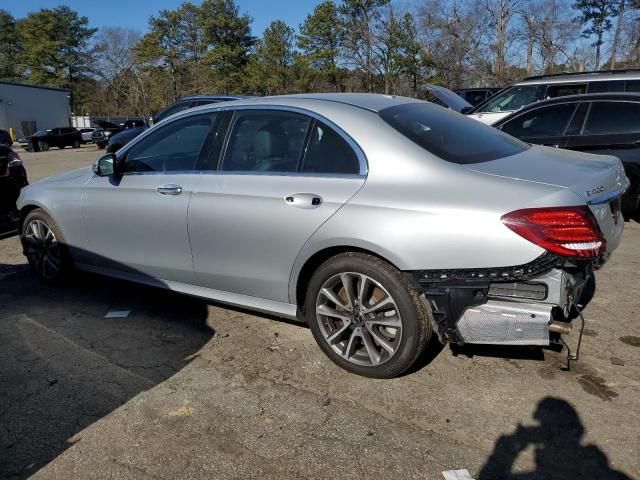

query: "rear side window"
left=301, top=121, right=360, bottom=174
left=626, top=80, right=640, bottom=92
left=500, top=103, right=577, bottom=138
left=221, top=110, right=311, bottom=173
left=546, top=84, right=586, bottom=98
left=583, top=102, right=640, bottom=135
left=587, top=81, right=609, bottom=93
left=380, top=103, right=529, bottom=164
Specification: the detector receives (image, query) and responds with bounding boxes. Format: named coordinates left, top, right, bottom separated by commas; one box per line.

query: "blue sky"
left=4, top=0, right=326, bottom=36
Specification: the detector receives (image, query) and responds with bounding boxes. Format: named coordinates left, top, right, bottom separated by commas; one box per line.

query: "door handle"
left=156, top=184, right=183, bottom=195
left=284, top=193, right=323, bottom=209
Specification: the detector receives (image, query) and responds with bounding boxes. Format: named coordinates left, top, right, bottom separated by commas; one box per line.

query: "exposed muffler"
left=456, top=300, right=553, bottom=346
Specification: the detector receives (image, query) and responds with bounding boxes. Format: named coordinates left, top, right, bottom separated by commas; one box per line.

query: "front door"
left=188, top=109, right=366, bottom=303
left=81, top=112, right=219, bottom=283
left=499, top=102, right=578, bottom=148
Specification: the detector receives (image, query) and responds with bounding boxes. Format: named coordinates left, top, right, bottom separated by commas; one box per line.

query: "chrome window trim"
left=117, top=103, right=369, bottom=177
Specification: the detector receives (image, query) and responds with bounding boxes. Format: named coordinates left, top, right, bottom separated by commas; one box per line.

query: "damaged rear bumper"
left=408, top=253, right=595, bottom=346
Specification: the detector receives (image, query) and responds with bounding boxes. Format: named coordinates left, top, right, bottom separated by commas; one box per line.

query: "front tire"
left=39, top=141, right=49, bottom=151
left=21, top=209, right=73, bottom=283
left=305, top=253, right=432, bottom=378
left=72, top=140, right=81, bottom=148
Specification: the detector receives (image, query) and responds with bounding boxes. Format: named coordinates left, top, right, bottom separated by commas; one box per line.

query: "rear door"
left=498, top=102, right=578, bottom=148
left=566, top=101, right=640, bottom=165
left=188, top=108, right=366, bottom=303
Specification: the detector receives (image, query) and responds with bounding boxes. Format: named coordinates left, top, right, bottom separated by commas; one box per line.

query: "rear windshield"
left=379, top=103, right=529, bottom=164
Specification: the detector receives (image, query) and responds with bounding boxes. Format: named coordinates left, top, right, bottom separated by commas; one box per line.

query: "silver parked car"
left=17, top=94, right=628, bottom=378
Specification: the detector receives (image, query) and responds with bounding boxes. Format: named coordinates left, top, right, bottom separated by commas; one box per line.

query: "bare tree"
left=91, top=27, right=142, bottom=113
left=484, top=0, right=521, bottom=84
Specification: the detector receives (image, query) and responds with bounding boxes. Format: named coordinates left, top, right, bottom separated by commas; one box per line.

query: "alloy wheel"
left=24, top=220, right=62, bottom=280
left=315, top=272, right=403, bottom=367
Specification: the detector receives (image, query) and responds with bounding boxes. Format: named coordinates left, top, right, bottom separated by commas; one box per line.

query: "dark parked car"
left=28, top=127, right=82, bottom=152
left=0, top=129, right=12, bottom=146
left=494, top=92, right=640, bottom=216
left=455, top=87, right=502, bottom=106
left=91, top=119, right=145, bottom=149
left=105, top=95, right=243, bottom=153
left=0, top=145, right=28, bottom=235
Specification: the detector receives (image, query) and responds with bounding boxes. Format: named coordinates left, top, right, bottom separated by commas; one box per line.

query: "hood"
left=468, top=145, right=629, bottom=203
left=94, top=120, right=120, bottom=130
left=36, top=167, right=92, bottom=185
left=421, top=84, right=473, bottom=112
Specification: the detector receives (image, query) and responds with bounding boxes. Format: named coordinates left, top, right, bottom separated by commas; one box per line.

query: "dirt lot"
left=1, top=145, right=639, bottom=479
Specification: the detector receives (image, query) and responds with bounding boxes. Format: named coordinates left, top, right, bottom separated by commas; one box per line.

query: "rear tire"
left=305, top=252, right=432, bottom=378
left=21, top=209, right=73, bottom=284
left=72, top=140, right=81, bottom=148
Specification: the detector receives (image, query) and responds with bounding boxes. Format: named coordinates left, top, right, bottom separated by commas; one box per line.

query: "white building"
left=0, top=81, right=70, bottom=138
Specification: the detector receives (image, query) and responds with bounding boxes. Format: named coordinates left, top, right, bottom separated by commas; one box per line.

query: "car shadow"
left=0, top=260, right=213, bottom=479
left=477, top=397, right=632, bottom=479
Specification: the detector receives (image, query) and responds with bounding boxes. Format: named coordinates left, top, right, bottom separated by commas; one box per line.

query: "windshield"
left=379, top=103, right=529, bottom=164
left=33, top=130, right=50, bottom=136
left=473, top=85, right=545, bottom=114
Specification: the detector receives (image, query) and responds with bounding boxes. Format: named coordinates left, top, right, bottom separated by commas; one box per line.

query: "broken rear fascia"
left=406, top=253, right=597, bottom=345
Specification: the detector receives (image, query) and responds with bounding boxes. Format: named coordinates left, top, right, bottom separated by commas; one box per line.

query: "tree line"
left=0, top=0, right=638, bottom=119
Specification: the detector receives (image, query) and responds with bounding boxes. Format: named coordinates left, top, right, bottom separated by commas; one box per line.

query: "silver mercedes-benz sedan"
left=17, top=94, right=628, bottom=378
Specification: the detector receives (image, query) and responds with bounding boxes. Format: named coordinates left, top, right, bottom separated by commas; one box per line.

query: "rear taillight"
left=501, top=206, right=605, bottom=258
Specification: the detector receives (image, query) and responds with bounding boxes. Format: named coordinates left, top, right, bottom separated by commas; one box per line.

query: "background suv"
left=468, top=69, right=640, bottom=125
left=105, top=96, right=244, bottom=153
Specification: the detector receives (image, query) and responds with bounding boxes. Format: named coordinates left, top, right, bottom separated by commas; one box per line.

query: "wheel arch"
left=291, top=243, right=404, bottom=310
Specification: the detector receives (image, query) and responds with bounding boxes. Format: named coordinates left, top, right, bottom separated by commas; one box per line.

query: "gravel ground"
left=1, top=146, right=638, bottom=479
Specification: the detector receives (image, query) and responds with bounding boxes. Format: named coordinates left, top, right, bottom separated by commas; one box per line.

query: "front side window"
left=221, top=110, right=311, bottom=173
left=480, top=86, right=544, bottom=113
left=500, top=103, right=577, bottom=138
left=380, top=103, right=529, bottom=164
left=301, top=121, right=360, bottom=174
left=583, top=102, right=640, bottom=135
left=125, top=113, right=216, bottom=173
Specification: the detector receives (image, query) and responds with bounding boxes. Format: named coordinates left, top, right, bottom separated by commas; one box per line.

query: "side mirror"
left=461, top=106, right=472, bottom=115
left=92, top=153, right=115, bottom=177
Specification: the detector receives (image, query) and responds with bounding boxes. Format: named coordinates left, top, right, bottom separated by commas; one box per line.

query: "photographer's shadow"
left=478, top=397, right=631, bottom=479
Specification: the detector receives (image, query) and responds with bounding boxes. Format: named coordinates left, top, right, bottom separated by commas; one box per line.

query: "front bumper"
left=410, top=254, right=593, bottom=346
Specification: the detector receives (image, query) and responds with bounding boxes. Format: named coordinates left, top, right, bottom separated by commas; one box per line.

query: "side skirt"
left=76, top=263, right=300, bottom=320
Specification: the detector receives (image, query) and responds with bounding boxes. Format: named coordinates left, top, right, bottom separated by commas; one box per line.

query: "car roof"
left=188, top=93, right=424, bottom=114
left=521, top=92, right=640, bottom=108
left=178, top=95, right=248, bottom=101
left=516, top=69, right=640, bottom=85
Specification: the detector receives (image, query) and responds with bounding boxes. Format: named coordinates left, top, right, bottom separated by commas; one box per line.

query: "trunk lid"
left=469, top=145, right=629, bottom=256
left=421, top=84, right=473, bottom=113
